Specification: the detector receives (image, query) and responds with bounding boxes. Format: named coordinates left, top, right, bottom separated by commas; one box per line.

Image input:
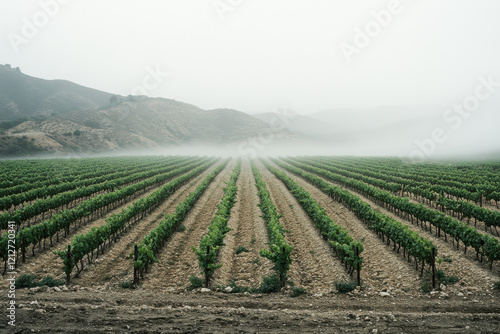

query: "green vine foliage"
left=251, top=161, right=292, bottom=287
left=132, top=159, right=231, bottom=281
left=273, top=158, right=437, bottom=267
left=54, top=158, right=219, bottom=280
left=262, top=160, right=363, bottom=274
left=192, top=160, right=241, bottom=287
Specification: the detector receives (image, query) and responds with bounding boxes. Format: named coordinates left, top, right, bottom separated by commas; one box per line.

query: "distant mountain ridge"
left=0, top=64, right=114, bottom=121
left=0, top=65, right=288, bottom=157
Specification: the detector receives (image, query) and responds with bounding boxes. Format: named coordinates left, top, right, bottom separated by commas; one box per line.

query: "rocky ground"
left=2, top=288, right=499, bottom=333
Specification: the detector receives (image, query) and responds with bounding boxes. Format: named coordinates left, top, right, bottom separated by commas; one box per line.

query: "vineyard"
left=1, top=156, right=500, bottom=332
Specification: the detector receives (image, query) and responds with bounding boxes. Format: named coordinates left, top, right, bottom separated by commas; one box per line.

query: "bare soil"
left=256, top=160, right=349, bottom=293
left=212, top=160, right=274, bottom=288
left=3, top=290, right=499, bottom=333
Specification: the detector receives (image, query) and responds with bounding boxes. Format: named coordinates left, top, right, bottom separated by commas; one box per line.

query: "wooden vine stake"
left=133, top=244, right=138, bottom=285
left=204, top=245, right=211, bottom=288
left=66, top=245, right=72, bottom=285
left=431, top=247, right=436, bottom=289
left=355, top=246, right=361, bottom=287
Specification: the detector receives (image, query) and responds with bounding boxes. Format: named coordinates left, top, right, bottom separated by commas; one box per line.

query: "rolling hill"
left=0, top=65, right=288, bottom=157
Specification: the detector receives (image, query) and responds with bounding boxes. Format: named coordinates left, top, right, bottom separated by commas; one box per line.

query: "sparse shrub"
left=258, top=274, right=281, bottom=293
left=188, top=276, right=203, bottom=290
left=436, top=269, right=459, bottom=286
left=334, top=280, right=357, bottom=294
left=119, top=281, right=135, bottom=289
left=441, top=256, right=453, bottom=263
left=290, top=287, right=306, bottom=298
left=228, top=280, right=251, bottom=293
left=39, top=276, right=65, bottom=287
left=494, top=281, right=500, bottom=290
left=421, top=270, right=459, bottom=293
left=236, top=246, right=249, bottom=255
left=15, top=274, right=37, bottom=288
left=177, top=225, right=186, bottom=232
left=421, top=280, right=432, bottom=293
left=252, top=257, right=260, bottom=264
left=15, top=274, right=64, bottom=289
left=443, top=275, right=459, bottom=285
left=436, top=269, right=446, bottom=283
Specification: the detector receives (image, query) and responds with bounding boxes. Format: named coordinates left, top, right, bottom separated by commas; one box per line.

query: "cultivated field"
left=1, top=156, right=499, bottom=333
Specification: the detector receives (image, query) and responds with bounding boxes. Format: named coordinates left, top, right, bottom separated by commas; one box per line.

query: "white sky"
left=1, top=0, right=500, bottom=116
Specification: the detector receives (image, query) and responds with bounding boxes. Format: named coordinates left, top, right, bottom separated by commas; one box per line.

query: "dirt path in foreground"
left=287, top=162, right=500, bottom=294
left=268, top=160, right=422, bottom=296
left=256, top=160, right=349, bottom=294
left=7, top=290, right=500, bottom=334
left=142, top=161, right=235, bottom=291
left=212, top=160, right=273, bottom=288
left=75, top=162, right=223, bottom=289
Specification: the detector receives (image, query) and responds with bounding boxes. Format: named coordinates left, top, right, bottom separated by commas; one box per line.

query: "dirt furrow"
left=212, top=160, right=273, bottom=288
left=142, top=161, right=236, bottom=291
left=269, top=161, right=421, bottom=295
left=299, top=168, right=500, bottom=294
left=74, top=162, right=223, bottom=288
left=256, top=160, right=349, bottom=294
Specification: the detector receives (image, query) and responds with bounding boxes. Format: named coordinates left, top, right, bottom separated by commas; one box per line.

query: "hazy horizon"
left=1, top=0, right=500, bottom=159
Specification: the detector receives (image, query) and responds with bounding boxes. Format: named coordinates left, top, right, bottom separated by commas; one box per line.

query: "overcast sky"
left=1, top=0, right=499, bottom=117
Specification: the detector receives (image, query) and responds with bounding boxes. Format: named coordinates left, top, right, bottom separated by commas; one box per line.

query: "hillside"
left=0, top=67, right=287, bottom=156
left=0, top=64, right=114, bottom=122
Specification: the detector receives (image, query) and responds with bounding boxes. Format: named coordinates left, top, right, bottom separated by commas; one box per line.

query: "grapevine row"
left=299, top=157, right=500, bottom=230
left=262, top=160, right=363, bottom=285
left=314, top=157, right=499, bottom=203
left=0, top=157, right=169, bottom=197
left=0, top=157, right=196, bottom=229
left=0, top=158, right=213, bottom=270
left=192, top=160, right=241, bottom=287
left=271, top=158, right=437, bottom=281
left=55, top=159, right=220, bottom=283
left=287, top=158, right=500, bottom=268
left=132, top=159, right=230, bottom=283
left=0, top=156, right=186, bottom=211
left=251, top=161, right=292, bottom=287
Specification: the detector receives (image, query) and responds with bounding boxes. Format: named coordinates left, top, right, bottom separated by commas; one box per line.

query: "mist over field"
left=1, top=0, right=499, bottom=160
